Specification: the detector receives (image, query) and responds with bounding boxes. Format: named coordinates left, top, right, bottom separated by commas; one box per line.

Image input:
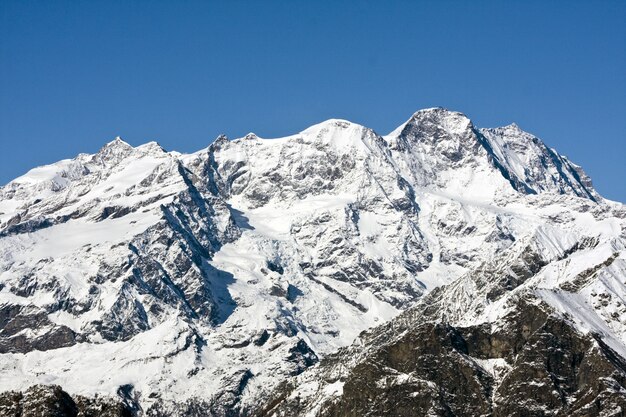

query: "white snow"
left=0, top=109, right=624, bottom=413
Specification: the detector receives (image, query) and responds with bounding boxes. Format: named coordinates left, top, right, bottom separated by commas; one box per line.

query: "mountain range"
left=0, top=108, right=624, bottom=416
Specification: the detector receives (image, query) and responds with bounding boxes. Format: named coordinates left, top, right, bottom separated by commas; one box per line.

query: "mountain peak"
left=389, top=108, right=474, bottom=138
left=213, top=134, right=229, bottom=146
left=244, top=132, right=258, bottom=140
left=302, top=118, right=357, bottom=134
left=298, top=118, right=374, bottom=152
left=136, top=141, right=167, bottom=155
left=479, top=124, right=599, bottom=201
left=101, top=136, right=133, bottom=151
left=409, top=107, right=470, bottom=120
left=93, top=136, right=134, bottom=165
left=486, top=122, right=525, bottom=135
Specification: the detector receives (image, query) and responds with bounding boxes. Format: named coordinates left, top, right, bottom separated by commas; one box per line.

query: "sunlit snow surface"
left=0, top=109, right=624, bottom=412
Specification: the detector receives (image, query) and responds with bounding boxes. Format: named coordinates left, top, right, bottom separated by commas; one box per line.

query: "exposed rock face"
left=0, top=304, right=77, bottom=353
left=258, top=216, right=626, bottom=416
left=0, top=385, right=131, bottom=417
left=0, top=108, right=624, bottom=416
left=259, top=297, right=626, bottom=417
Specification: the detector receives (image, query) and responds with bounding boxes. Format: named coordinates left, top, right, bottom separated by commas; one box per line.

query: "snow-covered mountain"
left=0, top=108, right=624, bottom=416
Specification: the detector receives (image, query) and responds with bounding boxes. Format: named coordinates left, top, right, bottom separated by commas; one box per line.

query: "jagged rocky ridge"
left=257, top=244, right=626, bottom=416
left=0, top=108, right=624, bottom=416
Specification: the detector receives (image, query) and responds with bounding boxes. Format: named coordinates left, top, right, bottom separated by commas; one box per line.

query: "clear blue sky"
left=1, top=1, right=625, bottom=201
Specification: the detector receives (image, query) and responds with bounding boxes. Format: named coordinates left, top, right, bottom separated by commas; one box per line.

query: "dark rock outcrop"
left=258, top=298, right=626, bottom=417
left=0, top=385, right=132, bottom=417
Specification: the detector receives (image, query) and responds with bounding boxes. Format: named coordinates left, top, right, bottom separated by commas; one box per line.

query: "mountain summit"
left=0, top=109, right=624, bottom=416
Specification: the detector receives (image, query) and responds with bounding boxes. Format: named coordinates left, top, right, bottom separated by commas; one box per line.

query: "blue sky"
left=1, top=1, right=625, bottom=201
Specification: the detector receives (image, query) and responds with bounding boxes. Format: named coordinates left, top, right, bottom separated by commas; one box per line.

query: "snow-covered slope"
left=0, top=108, right=624, bottom=416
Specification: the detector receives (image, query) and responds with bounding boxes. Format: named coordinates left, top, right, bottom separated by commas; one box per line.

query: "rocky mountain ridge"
left=0, top=108, right=624, bottom=416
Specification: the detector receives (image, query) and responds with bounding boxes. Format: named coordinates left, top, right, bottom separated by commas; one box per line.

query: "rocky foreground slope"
left=0, top=108, right=624, bottom=416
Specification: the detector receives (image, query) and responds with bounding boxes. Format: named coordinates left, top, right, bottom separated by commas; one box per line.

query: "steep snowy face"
left=0, top=137, right=240, bottom=348
left=197, top=120, right=432, bottom=307
left=385, top=108, right=599, bottom=204
left=480, top=123, right=599, bottom=201
left=206, top=120, right=393, bottom=206
left=0, top=138, right=176, bottom=230
left=384, top=108, right=518, bottom=201
left=0, top=109, right=620, bottom=416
